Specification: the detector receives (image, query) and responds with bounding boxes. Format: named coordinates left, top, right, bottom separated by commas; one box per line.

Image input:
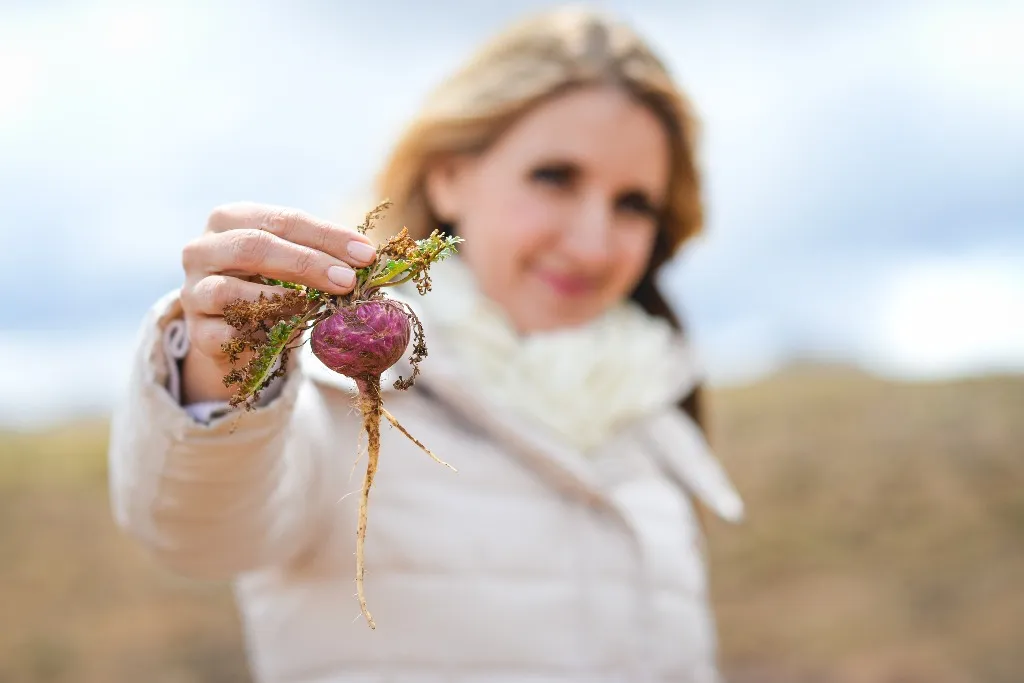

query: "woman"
left=108, top=7, right=744, bottom=683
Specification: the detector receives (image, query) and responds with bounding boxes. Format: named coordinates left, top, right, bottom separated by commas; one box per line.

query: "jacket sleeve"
left=107, top=290, right=327, bottom=580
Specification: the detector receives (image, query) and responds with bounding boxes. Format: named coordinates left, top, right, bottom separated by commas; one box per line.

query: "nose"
left=563, top=193, right=614, bottom=269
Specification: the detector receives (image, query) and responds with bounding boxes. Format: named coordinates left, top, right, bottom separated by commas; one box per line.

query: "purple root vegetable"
left=311, top=299, right=421, bottom=630
left=311, top=299, right=412, bottom=377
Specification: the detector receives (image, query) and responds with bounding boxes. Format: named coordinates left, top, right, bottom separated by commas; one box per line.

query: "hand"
left=177, top=203, right=379, bottom=403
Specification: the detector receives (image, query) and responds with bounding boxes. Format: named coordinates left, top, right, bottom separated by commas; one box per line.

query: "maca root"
left=217, top=200, right=462, bottom=629
left=354, top=375, right=383, bottom=629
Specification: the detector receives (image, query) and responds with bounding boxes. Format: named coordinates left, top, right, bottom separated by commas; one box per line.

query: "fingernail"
left=347, top=241, right=376, bottom=264
left=327, top=265, right=355, bottom=289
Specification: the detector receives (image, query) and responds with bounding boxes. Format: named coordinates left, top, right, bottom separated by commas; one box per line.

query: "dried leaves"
left=217, top=200, right=463, bottom=411
left=220, top=289, right=322, bottom=408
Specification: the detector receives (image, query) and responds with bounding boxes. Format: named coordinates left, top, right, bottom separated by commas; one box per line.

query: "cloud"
left=861, top=247, right=1024, bottom=379
left=1, top=0, right=1022, bottom=425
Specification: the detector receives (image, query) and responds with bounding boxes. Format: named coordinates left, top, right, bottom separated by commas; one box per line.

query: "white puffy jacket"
left=107, top=288, right=743, bottom=683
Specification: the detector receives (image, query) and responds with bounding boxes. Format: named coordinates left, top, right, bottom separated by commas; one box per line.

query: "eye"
left=529, top=162, right=578, bottom=189
left=616, top=190, right=660, bottom=218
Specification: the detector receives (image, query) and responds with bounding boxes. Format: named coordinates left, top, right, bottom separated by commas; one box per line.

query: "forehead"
left=488, top=86, right=671, bottom=187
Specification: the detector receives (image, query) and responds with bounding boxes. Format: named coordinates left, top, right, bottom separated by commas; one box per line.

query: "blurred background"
left=1, top=1, right=1021, bottom=681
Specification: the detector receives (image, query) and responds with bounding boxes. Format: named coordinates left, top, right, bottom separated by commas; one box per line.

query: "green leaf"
left=258, top=276, right=326, bottom=302
left=234, top=316, right=301, bottom=406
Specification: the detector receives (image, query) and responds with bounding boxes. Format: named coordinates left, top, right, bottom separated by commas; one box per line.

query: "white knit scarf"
left=405, top=258, right=704, bottom=453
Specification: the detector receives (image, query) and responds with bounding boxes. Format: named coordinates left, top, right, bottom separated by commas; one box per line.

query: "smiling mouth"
left=534, top=269, right=598, bottom=297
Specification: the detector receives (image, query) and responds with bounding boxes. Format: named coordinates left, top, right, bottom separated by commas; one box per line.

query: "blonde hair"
left=373, top=6, right=704, bottom=275
left=373, top=6, right=710, bottom=432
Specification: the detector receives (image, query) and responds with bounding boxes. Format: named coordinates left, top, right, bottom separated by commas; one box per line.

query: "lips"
left=534, top=268, right=597, bottom=297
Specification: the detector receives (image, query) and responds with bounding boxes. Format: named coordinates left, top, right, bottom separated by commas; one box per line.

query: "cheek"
left=611, top=225, right=658, bottom=288
left=461, top=174, right=563, bottom=273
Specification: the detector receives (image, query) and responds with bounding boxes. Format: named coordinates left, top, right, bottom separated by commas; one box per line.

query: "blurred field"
left=1, top=366, right=1021, bottom=683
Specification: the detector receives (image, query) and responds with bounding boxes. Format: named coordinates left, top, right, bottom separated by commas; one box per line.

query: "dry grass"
left=0, top=420, right=249, bottom=683
left=0, top=366, right=1021, bottom=682
left=704, top=365, right=1024, bottom=683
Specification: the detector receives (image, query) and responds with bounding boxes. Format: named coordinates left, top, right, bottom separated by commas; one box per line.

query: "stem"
left=374, top=270, right=417, bottom=289
left=354, top=375, right=382, bottom=630
left=364, top=239, right=458, bottom=291
left=367, top=261, right=412, bottom=289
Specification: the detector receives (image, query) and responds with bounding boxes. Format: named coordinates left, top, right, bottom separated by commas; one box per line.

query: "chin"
left=512, top=299, right=602, bottom=334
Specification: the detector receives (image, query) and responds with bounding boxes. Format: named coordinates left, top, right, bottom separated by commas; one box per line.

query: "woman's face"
left=426, top=85, right=670, bottom=334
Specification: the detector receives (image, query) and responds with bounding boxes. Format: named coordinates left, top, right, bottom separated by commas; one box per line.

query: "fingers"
left=186, top=308, right=305, bottom=362
left=186, top=314, right=238, bottom=360
left=182, top=229, right=359, bottom=294
left=182, top=274, right=315, bottom=361
left=182, top=275, right=293, bottom=316
left=206, top=202, right=378, bottom=268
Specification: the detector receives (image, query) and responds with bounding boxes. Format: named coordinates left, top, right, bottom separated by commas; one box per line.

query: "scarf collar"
left=390, top=257, right=705, bottom=453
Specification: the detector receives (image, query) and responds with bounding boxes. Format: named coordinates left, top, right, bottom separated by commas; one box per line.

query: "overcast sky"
left=2, top=0, right=1022, bottom=427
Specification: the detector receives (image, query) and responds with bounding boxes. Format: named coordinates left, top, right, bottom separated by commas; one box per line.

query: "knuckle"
left=292, top=248, right=318, bottom=278
left=312, top=222, right=331, bottom=252
left=180, top=279, right=207, bottom=313
left=206, top=276, right=235, bottom=306
left=181, top=237, right=204, bottom=272
left=206, top=203, right=239, bottom=232
left=179, top=288, right=197, bottom=314
left=208, top=201, right=265, bottom=233
left=229, top=230, right=269, bottom=268
left=266, top=208, right=302, bottom=240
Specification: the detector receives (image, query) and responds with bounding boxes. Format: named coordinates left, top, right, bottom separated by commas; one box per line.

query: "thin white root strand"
left=381, top=407, right=457, bottom=472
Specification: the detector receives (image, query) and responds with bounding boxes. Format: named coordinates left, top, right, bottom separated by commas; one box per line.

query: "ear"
left=423, top=154, right=474, bottom=223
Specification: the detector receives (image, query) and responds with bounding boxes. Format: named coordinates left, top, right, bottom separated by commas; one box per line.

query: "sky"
left=1, top=0, right=1022, bottom=428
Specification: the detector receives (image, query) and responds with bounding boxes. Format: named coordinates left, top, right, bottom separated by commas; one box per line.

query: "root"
left=354, top=375, right=382, bottom=630
left=349, top=376, right=457, bottom=631
left=381, top=407, right=457, bottom=472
